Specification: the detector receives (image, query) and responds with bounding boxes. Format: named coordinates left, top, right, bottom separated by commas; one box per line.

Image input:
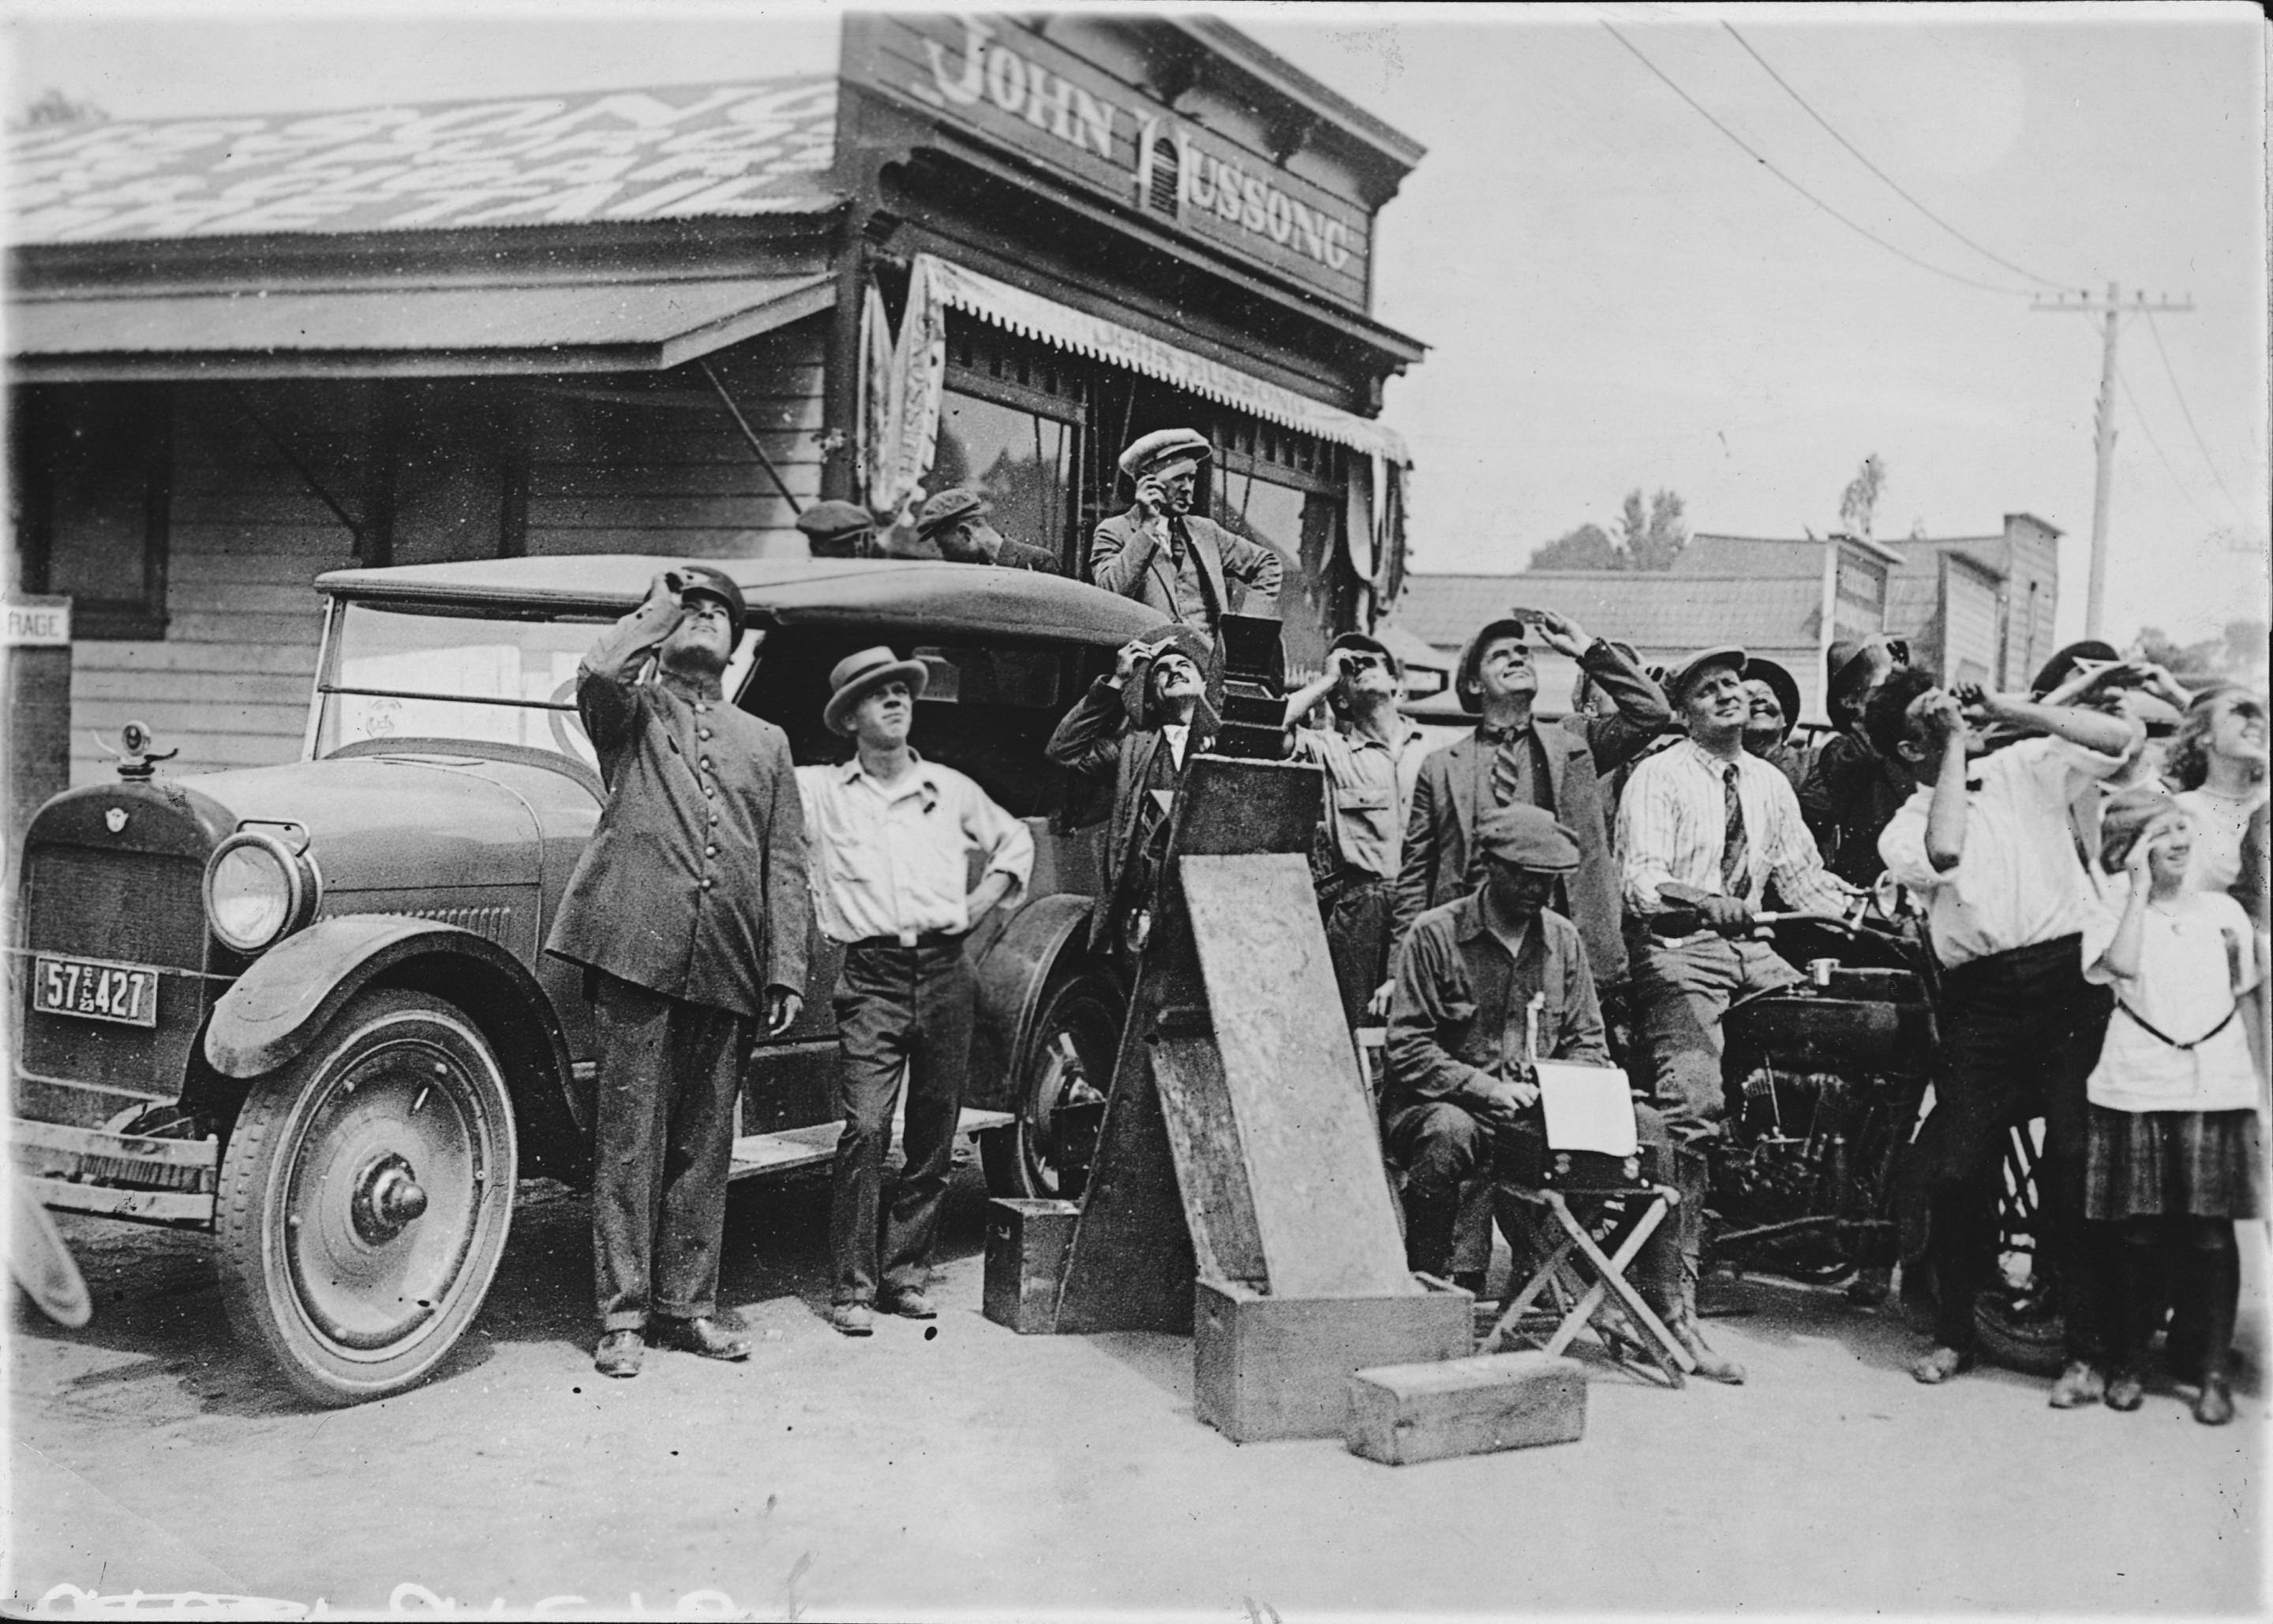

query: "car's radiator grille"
left=16, top=845, right=212, bottom=1121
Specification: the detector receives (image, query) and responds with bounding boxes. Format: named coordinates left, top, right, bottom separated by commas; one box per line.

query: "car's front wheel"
left=982, top=965, right=1122, bottom=1201
left=215, top=989, right=517, bottom=1406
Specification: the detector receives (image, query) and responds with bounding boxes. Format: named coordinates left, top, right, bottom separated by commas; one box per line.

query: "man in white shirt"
left=799, top=648, right=1035, bottom=1337
left=1868, top=665, right=2136, bottom=1398
left=1617, top=645, right=1856, bottom=1376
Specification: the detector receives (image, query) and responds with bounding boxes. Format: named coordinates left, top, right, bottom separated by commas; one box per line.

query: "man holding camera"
left=1088, top=428, right=1281, bottom=632
left=546, top=567, right=810, bottom=1379
left=1867, top=665, right=2136, bottom=1399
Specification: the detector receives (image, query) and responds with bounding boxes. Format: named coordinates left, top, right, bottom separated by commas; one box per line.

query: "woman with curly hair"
left=2166, top=683, right=2268, bottom=895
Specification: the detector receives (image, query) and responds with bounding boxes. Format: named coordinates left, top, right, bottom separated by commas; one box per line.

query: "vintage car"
left=11, top=555, right=1160, bottom=1404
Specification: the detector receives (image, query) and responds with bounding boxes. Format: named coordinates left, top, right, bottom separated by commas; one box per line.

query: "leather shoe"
left=2049, top=1360, right=2107, bottom=1409
left=594, top=1330, right=644, bottom=1379
left=2192, top=1371, right=2234, bottom=1426
left=2103, top=1367, right=2146, bottom=1413
left=829, top=1301, right=875, bottom=1337
left=652, top=1315, right=752, bottom=1361
left=1910, top=1345, right=1975, bottom=1385
left=1671, top=1314, right=1746, bottom=1385
left=880, top=1289, right=938, bottom=1320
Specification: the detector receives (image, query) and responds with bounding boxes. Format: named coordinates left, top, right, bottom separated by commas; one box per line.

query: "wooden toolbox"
left=1193, top=1275, right=1474, bottom=1443
left=983, top=1198, right=1079, bottom=1334
left=1345, top=1351, right=1587, bottom=1465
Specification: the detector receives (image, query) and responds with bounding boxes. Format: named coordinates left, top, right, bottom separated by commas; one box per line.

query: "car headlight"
left=204, top=832, right=318, bottom=954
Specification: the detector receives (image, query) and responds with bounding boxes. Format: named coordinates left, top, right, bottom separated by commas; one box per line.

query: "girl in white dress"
left=2084, top=788, right=2262, bottom=1424
left=2167, top=684, right=2268, bottom=895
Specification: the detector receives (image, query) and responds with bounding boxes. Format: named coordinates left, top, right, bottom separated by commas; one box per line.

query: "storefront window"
left=931, top=389, right=1074, bottom=567
left=1215, top=463, right=1343, bottom=679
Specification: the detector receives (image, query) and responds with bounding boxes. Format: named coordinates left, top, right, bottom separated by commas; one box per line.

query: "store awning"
left=5, top=272, right=837, bottom=382
left=923, top=257, right=1411, bottom=466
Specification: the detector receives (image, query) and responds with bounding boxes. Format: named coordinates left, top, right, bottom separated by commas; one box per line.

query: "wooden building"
left=5, top=13, right=1423, bottom=800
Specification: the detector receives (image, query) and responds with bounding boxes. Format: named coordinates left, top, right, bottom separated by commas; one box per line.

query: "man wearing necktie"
left=1088, top=428, right=1283, bottom=632
left=1617, top=645, right=1858, bottom=1379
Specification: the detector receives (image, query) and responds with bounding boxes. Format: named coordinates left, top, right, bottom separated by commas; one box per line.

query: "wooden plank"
left=725, top=1107, right=1011, bottom=1182
left=1181, top=851, right=1416, bottom=1298
left=1052, top=1016, right=1199, bottom=1335
left=1344, top=1353, right=1586, bottom=1465
left=1149, top=1033, right=1268, bottom=1287
left=72, top=642, right=320, bottom=676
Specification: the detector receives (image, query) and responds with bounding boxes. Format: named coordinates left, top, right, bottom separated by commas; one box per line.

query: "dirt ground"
left=6, top=1158, right=2264, bottom=1620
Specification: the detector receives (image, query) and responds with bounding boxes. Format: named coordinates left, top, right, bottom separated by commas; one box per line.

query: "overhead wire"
left=1721, top=21, right=2076, bottom=292
left=1597, top=19, right=2038, bottom=297
left=2116, top=369, right=2218, bottom=526
left=2141, top=311, right=2249, bottom=521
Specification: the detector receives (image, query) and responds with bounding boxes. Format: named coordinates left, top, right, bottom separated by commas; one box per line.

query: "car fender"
left=965, top=892, right=1107, bottom=1112
left=203, top=915, right=584, bottom=1175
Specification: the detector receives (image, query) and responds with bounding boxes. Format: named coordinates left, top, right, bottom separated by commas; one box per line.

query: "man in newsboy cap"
left=1088, top=428, right=1281, bottom=631
left=545, top=565, right=810, bottom=1379
left=915, top=487, right=1062, bottom=573
left=797, top=500, right=880, bottom=559
left=1382, top=804, right=1687, bottom=1334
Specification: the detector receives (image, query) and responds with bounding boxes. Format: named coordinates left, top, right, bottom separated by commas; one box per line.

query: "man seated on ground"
left=1382, top=805, right=1697, bottom=1367
left=1045, top=623, right=1216, bottom=961
left=915, top=487, right=1062, bottom=572
left=1280, top=633, right=1429, bottom=1029
left=1868, top=666, right=2136, bottom=1401
left=1618, top=644, right=1861, bottom=1381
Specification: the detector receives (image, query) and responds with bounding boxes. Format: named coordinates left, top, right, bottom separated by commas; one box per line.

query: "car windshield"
left=314, top=602, right=759, bottom=769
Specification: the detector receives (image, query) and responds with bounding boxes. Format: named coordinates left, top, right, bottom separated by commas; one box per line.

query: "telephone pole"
left=2031, top=283, right=2193, bottom=640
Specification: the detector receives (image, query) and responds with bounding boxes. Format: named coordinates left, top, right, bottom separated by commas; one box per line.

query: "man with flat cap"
left=916, top=487, right=1062, bottom=573
left=546, top=565, right=811, bottom=1379
left=1396, top=608, right=1669, bottom=1014
left=1616, top=644, right=1858, bottom=1378
left=1047, top=622, right=1216, bottom=963
left=798, top=648, right=1034, bottom=1336
left=1384, top=804, right=1688, bottom=1341
left=798, top=500, right=881, bottom=560
left=1089, top=428, right=1281, bottom=631
left=1280, top=631, right=1429, bottom=1028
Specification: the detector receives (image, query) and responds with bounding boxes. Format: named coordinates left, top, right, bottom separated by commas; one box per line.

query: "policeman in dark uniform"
left=545, top=566, right=811, bottom=1378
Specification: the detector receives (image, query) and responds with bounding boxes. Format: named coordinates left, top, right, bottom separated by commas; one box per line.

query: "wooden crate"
left=1193, top=1275, right=1473, bottom=1443
left=1345, top=1351, right=1587, bottom=1466
left=982, top=1198, right=1079, bottom=1334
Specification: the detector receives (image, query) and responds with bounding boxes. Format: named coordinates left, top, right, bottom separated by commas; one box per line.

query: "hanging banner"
left=859, top=279, right=896, bottom=511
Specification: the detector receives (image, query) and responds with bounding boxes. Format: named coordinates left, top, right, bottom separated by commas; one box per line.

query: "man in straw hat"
left=1088, top=428, right=1281, bottom=631
left=1047, top=622, right=1217, bottom=961
left=1617, top=644, right=1861, bottom=1381
left=797, top=648, right=1034, bottom=1336
left=546, top=567, right=811, bottom=1379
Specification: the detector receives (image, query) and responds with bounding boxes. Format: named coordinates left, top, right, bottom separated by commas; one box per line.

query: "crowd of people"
left=549, top=419, right=2267, bottom=1431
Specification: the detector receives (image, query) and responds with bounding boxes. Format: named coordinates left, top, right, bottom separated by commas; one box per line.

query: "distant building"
left=1385, top=512, right=2061, bottom=722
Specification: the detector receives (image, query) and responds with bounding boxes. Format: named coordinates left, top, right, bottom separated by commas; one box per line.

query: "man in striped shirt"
left=1616, top=645, right=1857, bottom=1377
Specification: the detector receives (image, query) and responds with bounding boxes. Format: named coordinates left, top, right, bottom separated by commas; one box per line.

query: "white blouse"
left=2083, top=880, right=2260, bottom=1113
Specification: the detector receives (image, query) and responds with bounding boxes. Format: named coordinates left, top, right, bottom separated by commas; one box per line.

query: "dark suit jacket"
left=1046, top=675, right=1209, bottom=950
left=1391, top=640, right=1669, bottom=986
left=1088, top=507, right=1281, bottom=624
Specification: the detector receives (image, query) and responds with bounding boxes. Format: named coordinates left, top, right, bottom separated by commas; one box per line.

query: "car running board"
left=728, top=1107, right=1013, bottom=1183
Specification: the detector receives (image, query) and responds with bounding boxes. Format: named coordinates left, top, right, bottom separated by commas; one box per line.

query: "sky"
left=8, top=0, right=2266, bottom=651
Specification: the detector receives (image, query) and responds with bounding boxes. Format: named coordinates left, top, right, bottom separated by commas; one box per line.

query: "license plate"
left=31, top=955, right=159, bottom=1028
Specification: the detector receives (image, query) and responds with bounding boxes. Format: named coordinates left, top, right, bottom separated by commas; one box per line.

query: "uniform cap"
left=671, top=565, right=746, bottom=634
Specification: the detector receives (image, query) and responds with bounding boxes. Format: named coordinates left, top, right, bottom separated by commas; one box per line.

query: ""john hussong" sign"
left=850, top=14, right=1372, bottom=308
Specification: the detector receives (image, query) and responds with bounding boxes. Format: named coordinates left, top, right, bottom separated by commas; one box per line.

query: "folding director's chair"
left=1476, top=998, right=1696, bottom=1386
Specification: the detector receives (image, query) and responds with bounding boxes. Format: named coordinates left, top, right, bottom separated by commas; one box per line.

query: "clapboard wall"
left=61, top=319, right=828, bottom=787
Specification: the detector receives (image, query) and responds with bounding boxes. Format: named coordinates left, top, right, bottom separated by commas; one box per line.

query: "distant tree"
left=10, top=88, right=106, bottom=131
left=1838, top=454, right=1887, bottom=541
left=1622, top=488, right=1687, bottom=571
left=1529, top=522, right=1622, bottom=571
left=1528, top=488, right=1686, bottom=571
left=2222, top=618, right=2267, bottom=673
left=2131, top=624, right=2252, bottom=681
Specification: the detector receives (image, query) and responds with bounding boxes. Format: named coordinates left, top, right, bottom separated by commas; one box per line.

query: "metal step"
left=728, top=1106, right=1013, bottom=1182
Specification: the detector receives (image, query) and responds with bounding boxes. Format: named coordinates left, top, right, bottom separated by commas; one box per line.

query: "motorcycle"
left=1650, top=880, right=2064, bottom=1372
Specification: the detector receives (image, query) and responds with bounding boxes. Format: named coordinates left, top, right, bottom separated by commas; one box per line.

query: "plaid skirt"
left=2084, top=1105, right=2264, bottom=1221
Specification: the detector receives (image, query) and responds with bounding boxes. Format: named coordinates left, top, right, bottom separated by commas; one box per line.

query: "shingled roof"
left=1390, top=570, right=1827, bottom=654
